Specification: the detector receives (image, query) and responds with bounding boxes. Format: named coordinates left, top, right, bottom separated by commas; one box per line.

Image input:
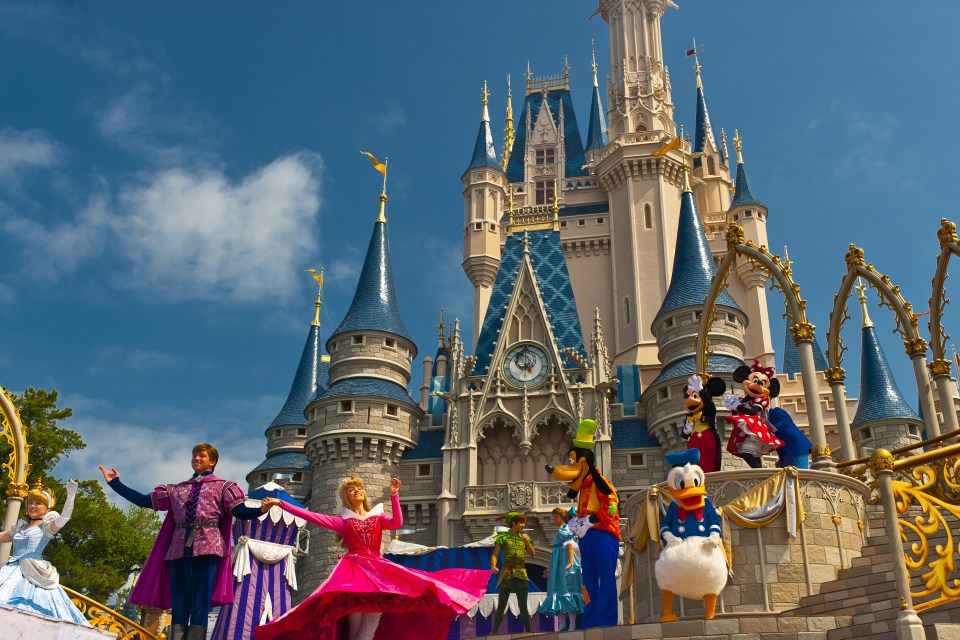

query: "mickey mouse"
left=680, top=374, right=726, bottom=473
left=723, top=360, right=785, bottom=468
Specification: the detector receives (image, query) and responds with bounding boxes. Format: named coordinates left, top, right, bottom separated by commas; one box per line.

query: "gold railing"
left=867, top=444, right=960, bottom=637
left=63, top=586, right=163, bottom=640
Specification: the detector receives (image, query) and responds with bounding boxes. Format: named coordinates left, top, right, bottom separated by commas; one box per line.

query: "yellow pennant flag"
left=360, top=151, right=386, bottom=175
left=650, top=136, right=682, bottom=157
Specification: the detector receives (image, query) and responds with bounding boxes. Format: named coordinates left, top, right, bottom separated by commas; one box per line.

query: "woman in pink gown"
left=254, top=476, right=488, bottom=640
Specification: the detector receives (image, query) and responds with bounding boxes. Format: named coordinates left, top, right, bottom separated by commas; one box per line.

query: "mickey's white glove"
left=723, top=394, right=740, bottom=411
left=682, top=420, right=694, bottom=436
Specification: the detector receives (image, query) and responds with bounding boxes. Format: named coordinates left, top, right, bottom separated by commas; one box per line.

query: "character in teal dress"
left=0, top=479, right=88, bottom=625
left=538, top=507, right=584, bottom=631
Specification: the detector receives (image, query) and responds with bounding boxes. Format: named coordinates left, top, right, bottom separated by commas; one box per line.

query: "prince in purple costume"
left=100, top=443, right=266, bottom=640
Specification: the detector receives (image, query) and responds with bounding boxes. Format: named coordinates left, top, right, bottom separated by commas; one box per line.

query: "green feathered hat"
left=572, top=419, right=598, bottom=450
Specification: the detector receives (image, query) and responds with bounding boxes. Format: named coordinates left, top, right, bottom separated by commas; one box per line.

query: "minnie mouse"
left=723, top=361, right=785, bottom=468
left=681, top=374, right=726, bottom=473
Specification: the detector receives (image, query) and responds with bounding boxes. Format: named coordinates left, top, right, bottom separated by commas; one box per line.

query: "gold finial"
left=305, top=268, right=324, bottom=327
left=437, top=309, right=447, bottom=348
left=525, top=61, right=532, bottom=89
left=681, top=157, right=692, bottom=192
left=563, top=55, right=570, bottom=83
left=591, top=40, right=598, bottom=88
left=552, top=178, right=561, bottom=219
left=502, top=75, right=514, bottom=170
left=733, top=129, right=744, bottom=165
left=855, top=277, right=873, bottom=329
left=782, top=246, right=792, bottom=271
left=481, top=80, right=490, bottom=123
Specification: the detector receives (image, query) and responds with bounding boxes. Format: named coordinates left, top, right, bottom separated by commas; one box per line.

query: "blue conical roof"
left=729, top=161, right=764, bottom=209
left=693, top=80, right=717, bottom=169
left=329, top=220, right=414, bottom=348
left=467, top=115, right=500, bottom=170
left=269, top=323, right=329, bottom=427
left=781, top=320, right=829, bottom=377
left=656, top=190, right=741, bottom=319
left=851, top=325, right=921, bottom=427
left=585, top=83, right=608, bottom=151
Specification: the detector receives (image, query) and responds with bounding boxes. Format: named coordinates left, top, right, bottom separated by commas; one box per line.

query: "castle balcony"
left=620, top=468, right=871, bottom=623
left=462, top=481, right=572, bottom=544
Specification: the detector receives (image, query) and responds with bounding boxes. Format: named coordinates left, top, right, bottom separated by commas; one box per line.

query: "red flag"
left=685, top=48, right=697, bottom=57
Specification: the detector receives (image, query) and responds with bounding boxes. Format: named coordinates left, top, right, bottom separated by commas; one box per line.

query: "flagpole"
left=377, top=157, right=389, bottom=223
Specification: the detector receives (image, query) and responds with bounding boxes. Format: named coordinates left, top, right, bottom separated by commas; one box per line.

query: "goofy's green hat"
left=572, top=419, right=598, bottom=450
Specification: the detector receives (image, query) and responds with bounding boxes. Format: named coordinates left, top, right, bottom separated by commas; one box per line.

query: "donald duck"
left=655, top=449, right=727, bottom=622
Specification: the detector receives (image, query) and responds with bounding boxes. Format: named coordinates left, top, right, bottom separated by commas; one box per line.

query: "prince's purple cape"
left=130, top=474, right=236, bottom=608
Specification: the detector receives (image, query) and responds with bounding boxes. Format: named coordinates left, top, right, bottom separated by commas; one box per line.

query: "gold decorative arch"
left=694, top=224, right=831, bottom=468
left=824, top=243, right=943, bottom=460
left=0, top=386, right=29, bottom=564
left=928, top=220, right=960, bottom=434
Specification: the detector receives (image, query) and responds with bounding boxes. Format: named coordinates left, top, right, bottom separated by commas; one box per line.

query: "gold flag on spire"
left=360, top=151, right=386, bottom=175
left=651, top=136, right=682, bottom=157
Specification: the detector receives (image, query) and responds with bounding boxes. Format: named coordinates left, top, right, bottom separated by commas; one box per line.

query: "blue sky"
left=0, top=1, right=955, bottom=492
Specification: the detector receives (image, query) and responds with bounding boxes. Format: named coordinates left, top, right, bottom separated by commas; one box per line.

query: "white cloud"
left=113, top=152, right=323, bottom=303
left=0, top=127, right=64, bottom=186
left=370, top=105, right=407, bottom=132
left=0, top=282, right=14, bottom=304
left=87, top=345, right=197, bottom=374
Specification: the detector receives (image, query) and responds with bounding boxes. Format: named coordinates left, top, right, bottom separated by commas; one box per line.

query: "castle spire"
left=585, top=40, right=608, bottom=152
left=502, top=75, right=515, bottom=170
left=693, top=50, right=718, bottom=168
left=467, top=81, right=500, bottom=170
left=656, top=160, right=741, bottom=320
left=437, top=308, right=447, bottom=348
left=728, top=130, right=764, bottom=209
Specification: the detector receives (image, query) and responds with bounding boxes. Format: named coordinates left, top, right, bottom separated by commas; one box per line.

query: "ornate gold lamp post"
left=0, top=386, right=28, bottom=564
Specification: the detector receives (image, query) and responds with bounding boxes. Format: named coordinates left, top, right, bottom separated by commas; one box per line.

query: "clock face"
left=502, top=344, right=549, bottom=388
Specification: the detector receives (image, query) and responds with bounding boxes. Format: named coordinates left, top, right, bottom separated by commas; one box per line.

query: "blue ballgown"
left=537, top=524, right=585, bottom=616
left=0, top=517, right=89, bottom=625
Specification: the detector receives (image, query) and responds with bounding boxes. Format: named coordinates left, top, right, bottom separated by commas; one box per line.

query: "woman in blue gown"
left=0, top=479, right=89, bottom=625
left=537, top=507, right=584, bottom=631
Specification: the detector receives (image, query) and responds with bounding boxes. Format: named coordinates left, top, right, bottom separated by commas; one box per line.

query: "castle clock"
left=502, top=344, right=549, bottom=388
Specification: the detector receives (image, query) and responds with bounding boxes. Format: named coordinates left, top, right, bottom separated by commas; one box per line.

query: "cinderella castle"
left=244, top=0, right=927, bottom=599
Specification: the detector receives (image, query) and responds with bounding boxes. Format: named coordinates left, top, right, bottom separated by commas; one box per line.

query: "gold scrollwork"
left=789, top=321, right=816, bottom=343
left=939, top=218, right=959, bottom=248
left=891, top=457, right=960, bottom=612
left=825, top=367, right=846, bottom=384
left=812, top=443, right=832, bottom=458
left=844, top=244, right=865, bottom=268
left=64, top=585, right=161, bottom=640
left=904, top=337, right=929, bottom=358
left=831, top=514, right=842, bottom=525
left=5, top=482, right=27, bottom=498
left=930, top=359, right=953, bottom=378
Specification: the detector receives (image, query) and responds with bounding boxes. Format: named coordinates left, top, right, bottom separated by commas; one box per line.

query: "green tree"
left=1, top=387, right=161, bottom=604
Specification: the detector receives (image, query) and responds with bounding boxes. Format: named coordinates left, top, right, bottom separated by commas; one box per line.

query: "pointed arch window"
left=644, top=204, right=653, bottom=229
left=623, top=296, right=631, bottom=325
left=707, top=156, right=715, bottom=175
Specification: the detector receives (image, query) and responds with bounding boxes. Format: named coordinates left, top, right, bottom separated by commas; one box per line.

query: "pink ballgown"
left=254, top=494, right=488, bottom=640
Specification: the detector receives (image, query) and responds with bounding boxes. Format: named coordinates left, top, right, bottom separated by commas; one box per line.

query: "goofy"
left=546, top=419, right=620, bottom=629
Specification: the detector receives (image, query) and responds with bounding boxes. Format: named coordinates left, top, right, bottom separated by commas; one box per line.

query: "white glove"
left=723, top=394, right=740, bottom=411
left=568, top=516, right=595, bottom=538
left=662, top=531, right=681, bottom=548
left=702, top=532, right=721, bottom=549
left=738, top=419, right=752, bottom=436
left=682, top=420, right=694, bottom=436
left=52, top=480, right=78, bottom=532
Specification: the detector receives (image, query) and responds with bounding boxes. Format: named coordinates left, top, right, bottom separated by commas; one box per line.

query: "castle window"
left=560, top=221, right=567, bottom=228
left=707, top=156, right=715, bottom=175
left=416, top=464, right=432, bottom=477
left=658, top=388, right=669, bottom=401
left=745, top=210, right=753, bottom=218
left=489, top=222, right=496, bottom=231
left=629, top=453, right=646, bottom=468
left=385, top=338, right=396, bottom=349
left=261, top=474, right=268, bottom=483
left=597, top=217, right=604, bottom=224
left=340, top=401, right=354, bottom=414
left=292, top=472, right=303, bottom=482
left=578, top=219, right=586, bottom=227
left=386, top=404, right=399, bottom=417
left=353, top=335, right=364, bottom=345
left=909, top=424, right=920, bottom=437
left=644, top=204, right=652, bottom=229
left=297, top=428, right=306, bottom=436
left=535, top=180, right=554, bottom=205
left=535, top=148, right=555, bottom=165
left=474, top=222, right=482, bottom=231
left=623, top=297, right=631, bottom=325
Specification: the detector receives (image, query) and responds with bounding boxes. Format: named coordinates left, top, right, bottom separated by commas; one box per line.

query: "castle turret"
left=690, top=58, right=733, bottom=218
left=462, top=81, right=507, bottom=347
left=247, top=281, right=329, bottom=503
left=301, top=182, right=424, bottom=595
left=727, top=132, right=775, bottom=366
left=850, top=280, right=923, bottom=455
left=647, top=163, right=747, bottom=451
